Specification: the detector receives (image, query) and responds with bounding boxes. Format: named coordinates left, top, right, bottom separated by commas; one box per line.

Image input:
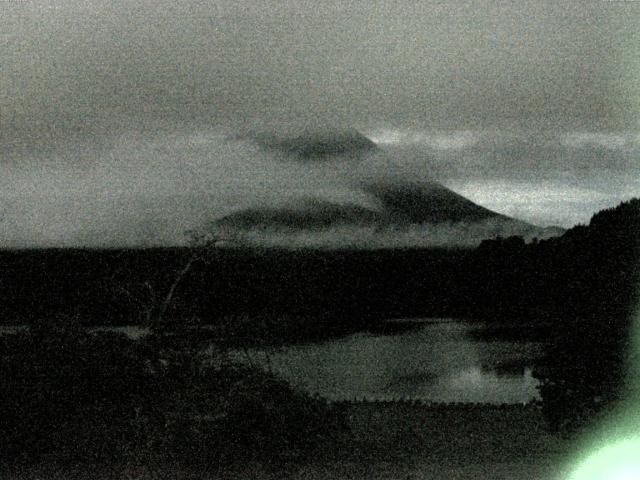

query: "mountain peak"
left=250, top=128, right=378, bottom=159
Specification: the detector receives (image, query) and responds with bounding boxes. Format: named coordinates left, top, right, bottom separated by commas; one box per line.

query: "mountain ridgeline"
left=362, top=180, right=503, bottom=224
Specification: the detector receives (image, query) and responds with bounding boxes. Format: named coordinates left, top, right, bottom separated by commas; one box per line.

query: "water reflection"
left=246, top=319, right=544, bottom=404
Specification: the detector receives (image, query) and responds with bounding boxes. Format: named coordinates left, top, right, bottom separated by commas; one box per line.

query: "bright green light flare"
left=567, top=294, right=640, bottom=479
left=568, top=438, right=640, bottom=480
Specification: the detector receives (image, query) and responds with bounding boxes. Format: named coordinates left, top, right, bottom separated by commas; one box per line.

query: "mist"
left=1, top=127, right=637, bottom=247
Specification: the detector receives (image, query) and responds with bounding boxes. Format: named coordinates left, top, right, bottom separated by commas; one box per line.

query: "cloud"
left=561, top=132, right=637, bottom=150
left=211, top=218, right=551, bottom=250
left=368, top=129, right=482, bottom=150
left=0, top=129, right=393, bottom=247
left=1, top=125, right=639, bottom=246
left=2, top=0, right=638, bottom=152
left=444, top=178, right=640, bottom=228
left=367, top=129, right=640, bottom=227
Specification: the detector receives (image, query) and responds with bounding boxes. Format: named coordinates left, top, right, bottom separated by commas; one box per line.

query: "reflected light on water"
left=245, top=321, right=543, bottom=403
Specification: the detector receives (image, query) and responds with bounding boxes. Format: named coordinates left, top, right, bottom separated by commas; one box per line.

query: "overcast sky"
left=1, top=0, right=639, bottom=247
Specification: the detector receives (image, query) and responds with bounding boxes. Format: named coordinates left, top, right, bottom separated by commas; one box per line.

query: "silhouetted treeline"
left=0, top=200, right=638, bottom=337
left=529, top=199, right=640, bottom=434
left=461, top=201, right=639, bottom=323
left=0, top=247, right=469, bottom=328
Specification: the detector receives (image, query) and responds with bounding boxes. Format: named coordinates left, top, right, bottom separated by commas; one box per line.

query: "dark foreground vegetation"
left=0, top=402, right=569, bottom=480
left=0, top=314, right=348, bottom=467
left=0, top=199, right=637, bottom=471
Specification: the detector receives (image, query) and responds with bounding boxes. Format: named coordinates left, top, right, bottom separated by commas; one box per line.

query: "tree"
left=533, top=199, right=640, bottom=435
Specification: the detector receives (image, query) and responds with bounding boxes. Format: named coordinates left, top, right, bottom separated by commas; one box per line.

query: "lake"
left=238, top=319, right=546, bottom=404
left=0, top=318, right=546, bottom=404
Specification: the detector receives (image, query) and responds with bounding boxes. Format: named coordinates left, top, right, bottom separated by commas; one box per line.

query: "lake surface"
left=1, top=319, right=546, bottom=404
left=240, top=319, right=546, bottom=404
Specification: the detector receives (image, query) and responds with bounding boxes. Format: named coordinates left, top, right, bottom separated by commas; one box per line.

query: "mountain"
left=207, top=129, right=566, bottom=247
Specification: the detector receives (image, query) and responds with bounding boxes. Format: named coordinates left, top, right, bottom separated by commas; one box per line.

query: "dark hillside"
left=0, top=247, right=468, bottom=327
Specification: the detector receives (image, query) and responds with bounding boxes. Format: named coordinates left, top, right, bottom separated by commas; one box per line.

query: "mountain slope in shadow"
left=362, top=180, right=503, bottom=224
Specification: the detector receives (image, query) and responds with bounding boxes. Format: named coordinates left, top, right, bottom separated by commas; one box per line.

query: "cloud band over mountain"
left=1, top=127, right=637, bottom=248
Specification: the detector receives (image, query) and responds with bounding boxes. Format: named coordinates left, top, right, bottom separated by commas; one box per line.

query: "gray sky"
left=1, top=0, right=639, bottom=247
